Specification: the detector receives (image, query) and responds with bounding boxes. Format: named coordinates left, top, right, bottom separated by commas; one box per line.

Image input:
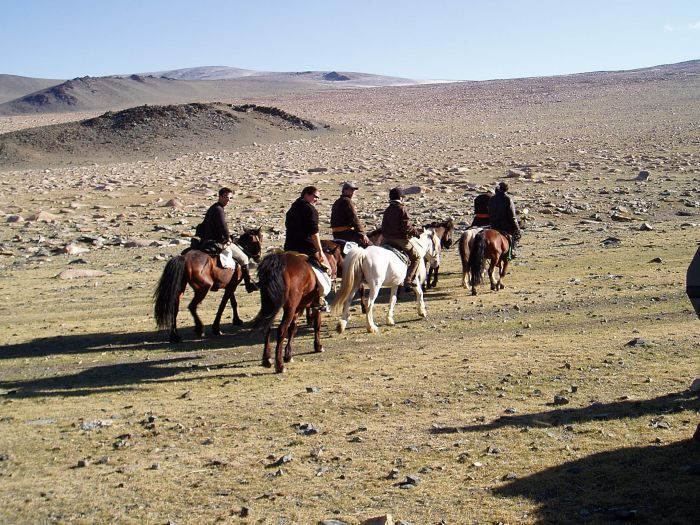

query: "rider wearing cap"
left=381, top=187, right=422, bottom=289
left=488, top=181, right=521, bottom=257
left=199, top=187, right=258, bottom=293
left=330, top=181, right=370, bottom=247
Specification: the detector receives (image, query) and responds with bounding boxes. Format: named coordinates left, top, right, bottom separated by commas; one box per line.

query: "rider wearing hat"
left=199, top=187, right=258, bottom=293
left=488, top=181, right=521, bottom=257
left=381, top=187, right=422, bottom=289
left=330, top=181, right=370, bottom=247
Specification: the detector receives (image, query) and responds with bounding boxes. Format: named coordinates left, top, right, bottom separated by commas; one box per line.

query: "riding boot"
left=242, top=266, right=259, bottom=293
left=312, top=289, right=330, bottom=313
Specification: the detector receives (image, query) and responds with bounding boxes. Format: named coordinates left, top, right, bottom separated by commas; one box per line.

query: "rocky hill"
left=0, top=102, right=329, bottom=168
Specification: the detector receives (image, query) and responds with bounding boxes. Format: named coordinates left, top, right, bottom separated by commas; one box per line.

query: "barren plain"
left=0, top=65, right=699, bottom=524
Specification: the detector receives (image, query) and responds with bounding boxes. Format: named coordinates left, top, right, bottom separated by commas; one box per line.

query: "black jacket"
left=488, top=191, right=519, bottom=234
left=284, top=198, right=319, bottom=255
left=200, top=202, right=230, bottom=243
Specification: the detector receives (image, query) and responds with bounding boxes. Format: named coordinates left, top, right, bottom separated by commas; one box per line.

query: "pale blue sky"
left=2, top=0, right=698, bottom=80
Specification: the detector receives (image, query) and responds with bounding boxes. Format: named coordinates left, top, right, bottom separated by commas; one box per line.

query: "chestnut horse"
left=251, top=252, right=324, bottom=373
left=154, top=228, right=263, bottom=342
left=467, top=228, right=511, bottom=295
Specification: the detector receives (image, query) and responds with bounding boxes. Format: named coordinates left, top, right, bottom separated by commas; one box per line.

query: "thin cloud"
left=664, top=21, right=700, bottom=32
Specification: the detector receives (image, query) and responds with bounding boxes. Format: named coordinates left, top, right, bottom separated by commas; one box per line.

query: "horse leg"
left=360, top=283, right=367, bottom=314
left=365, top=285, right=381, bottom=333
left=229, top=290, right=243, bottom=326
left=498, top=258, right=510, bottom=290
left=262, top=327, right=273, bottom=368
left=284, top=316, right=298, bottom=363
left=211, top=289, right=230, bottom=336
left=188, top=286, right=209, bottom=338
left=312, top=308, right=324, bottom=353
left=275, top=307, right=294, bottom=373
left=336, top=281, right=362, bottom=334
left=488, top=258, right=498, bottom=291
left=415, top=284, right=427, bottom=318
left=386, top=286, right=399, bottom=326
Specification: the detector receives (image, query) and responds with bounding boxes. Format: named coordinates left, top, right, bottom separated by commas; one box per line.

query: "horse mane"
left=423, top=218, right=454, bottom=230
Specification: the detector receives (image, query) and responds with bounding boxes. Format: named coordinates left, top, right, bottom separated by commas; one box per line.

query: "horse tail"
left=331, top=248, right=365, bottom=315
left=458, top=232, right=470, bottom=276
left=154, top=256, right=186, bottom=331
left=468, top=231, right=486, bottom=286
left=251, top=253, right=286, bottom=332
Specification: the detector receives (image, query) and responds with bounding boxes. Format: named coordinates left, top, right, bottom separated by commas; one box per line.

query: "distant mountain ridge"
left=0, top=60, right=698, bottom=117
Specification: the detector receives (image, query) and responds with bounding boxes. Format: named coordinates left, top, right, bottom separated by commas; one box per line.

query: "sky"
left=2, top=0, right=699, bottom=81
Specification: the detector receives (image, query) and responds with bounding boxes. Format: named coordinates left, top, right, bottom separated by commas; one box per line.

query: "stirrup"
left=312, top=297, right=330, bottom=313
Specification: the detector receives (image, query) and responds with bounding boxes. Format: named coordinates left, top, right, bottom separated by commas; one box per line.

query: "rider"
left=381, top=187, right=422, bottom=290
left=471, top=191, right=492, bottom=227
left=284, top=186, right=332, bottom=312
left=199, top=187, right=258, bottom=293
left=330, top=181, right=370, bottom=247
left=487, top=181, right=521, bottom=258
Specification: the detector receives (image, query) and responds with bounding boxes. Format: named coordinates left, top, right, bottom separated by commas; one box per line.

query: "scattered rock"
left=361, top=515, right=394, bottom=525
left=635, top=170, right=651, bottom=181
left=56, top=269, right=107, bottom=279
left=553, top=395, right=570, bottom=405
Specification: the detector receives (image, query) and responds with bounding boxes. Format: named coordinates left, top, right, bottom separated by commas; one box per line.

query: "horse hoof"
left=195, top=331, right=205, bottom=339
left=275, top=366, right=285, bottom=374
left=315, top=346, right=325, bottom=353
left=232, top=318, right=244, bottom=326
left=386, top=319, right=395, bottom=326
left=284, top=356, right=294, bottom=363
left=418, top=311, right=427, bottom=319
left=336, top=320, right=347, bottom=334
left=262, top=359, right=273, bottom=368
left=498, top=283, right=505, bottom=290
left=471, top=290, right=477, bottom=296
left=169, top=334, right=182, bottom=344
left=368, top=326, right=379, bottom=334
left=211, top=327, right=222, bottom=336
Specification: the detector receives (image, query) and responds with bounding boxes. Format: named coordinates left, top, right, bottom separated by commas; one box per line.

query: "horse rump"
left=251, top=253, right=287, bottom=331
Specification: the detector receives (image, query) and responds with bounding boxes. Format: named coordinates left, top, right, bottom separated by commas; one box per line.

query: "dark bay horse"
left=423, top=219, right=454, bottom=289
left=467, top=228, right=511, bottom=295
left=154, top=228, right=263, bottom=342
left=252, top=252, right=324, bottom=373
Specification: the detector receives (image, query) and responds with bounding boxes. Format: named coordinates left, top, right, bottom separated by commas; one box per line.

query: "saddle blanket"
left=380, top=244, right=409, bottom=266
left=311, top=266, right=332, bottom=297
left=219, top=247, right=237, bottom=269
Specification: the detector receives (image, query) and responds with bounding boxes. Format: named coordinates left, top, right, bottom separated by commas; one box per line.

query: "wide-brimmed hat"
left=342, top=181, right=359, bottom=190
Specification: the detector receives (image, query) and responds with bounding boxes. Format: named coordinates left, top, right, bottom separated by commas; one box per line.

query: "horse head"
left=239, top=227, right=264, bottom=263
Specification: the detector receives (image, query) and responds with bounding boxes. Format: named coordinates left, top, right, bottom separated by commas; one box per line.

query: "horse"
left=467, top=228, right=511, bottom=295
left=154, top=228, right=263, bottom=343
left=251, top=252, right=324, bottom=373
left=423, top=218, right=455, bottom=289
left=458, top=227, right=483, bottom=288
left=331, top=229, right=440, bottom=334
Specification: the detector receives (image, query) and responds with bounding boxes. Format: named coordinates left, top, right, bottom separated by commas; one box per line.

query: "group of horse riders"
left=196, top=180, right=521, bottom=312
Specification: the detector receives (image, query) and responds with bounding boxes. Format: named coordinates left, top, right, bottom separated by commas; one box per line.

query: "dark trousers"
left=383, top=237, right=421, bottom=283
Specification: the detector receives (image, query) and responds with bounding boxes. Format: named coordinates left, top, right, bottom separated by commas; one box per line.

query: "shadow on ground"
left=430, top=391, right=700, bottom=432
left=494, top=439, right=700, bottom=524
left=0, top=324, right=261, bottom=360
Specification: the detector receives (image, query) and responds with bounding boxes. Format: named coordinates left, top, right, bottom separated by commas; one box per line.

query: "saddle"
left=187, top=237, right=222, bottom=256
left=381, top=243, right=409, bottom=265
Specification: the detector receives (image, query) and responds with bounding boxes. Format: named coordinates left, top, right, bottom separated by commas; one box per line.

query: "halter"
left=236, top=233, right=262, bottom=260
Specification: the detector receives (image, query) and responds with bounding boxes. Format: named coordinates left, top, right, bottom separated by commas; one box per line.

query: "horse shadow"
left=0, top=325, right=262, bottom=361
left=0, top=350, right=273, bottom=399
left=493, top=440, right=700, bottom=524
left=429, top=390, right=699, bottom=434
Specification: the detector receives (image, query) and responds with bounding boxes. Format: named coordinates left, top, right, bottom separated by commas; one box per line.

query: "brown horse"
left=423, top=219, right=455, bottom=289
left=467, top=228, right=511, bottom=295
left=154, top=228, right=263, bottom=342
left=251, top=252, right=324, bottom=373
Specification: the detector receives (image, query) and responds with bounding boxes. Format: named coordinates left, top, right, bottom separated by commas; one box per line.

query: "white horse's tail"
left=330, top=248, right=365, bottom=315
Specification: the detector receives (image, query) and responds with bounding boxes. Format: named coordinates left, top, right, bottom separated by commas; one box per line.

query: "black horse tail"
left=458, top=232, right=470, bottom=276
left=468, top=231, right=486, bottom=286
left=154, top=256, right=186, bottom=332
left=251, top=253, right=286, bottom=332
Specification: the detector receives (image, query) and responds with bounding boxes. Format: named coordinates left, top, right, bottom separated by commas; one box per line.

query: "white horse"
left=331, top=230, right=440, bottom=334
